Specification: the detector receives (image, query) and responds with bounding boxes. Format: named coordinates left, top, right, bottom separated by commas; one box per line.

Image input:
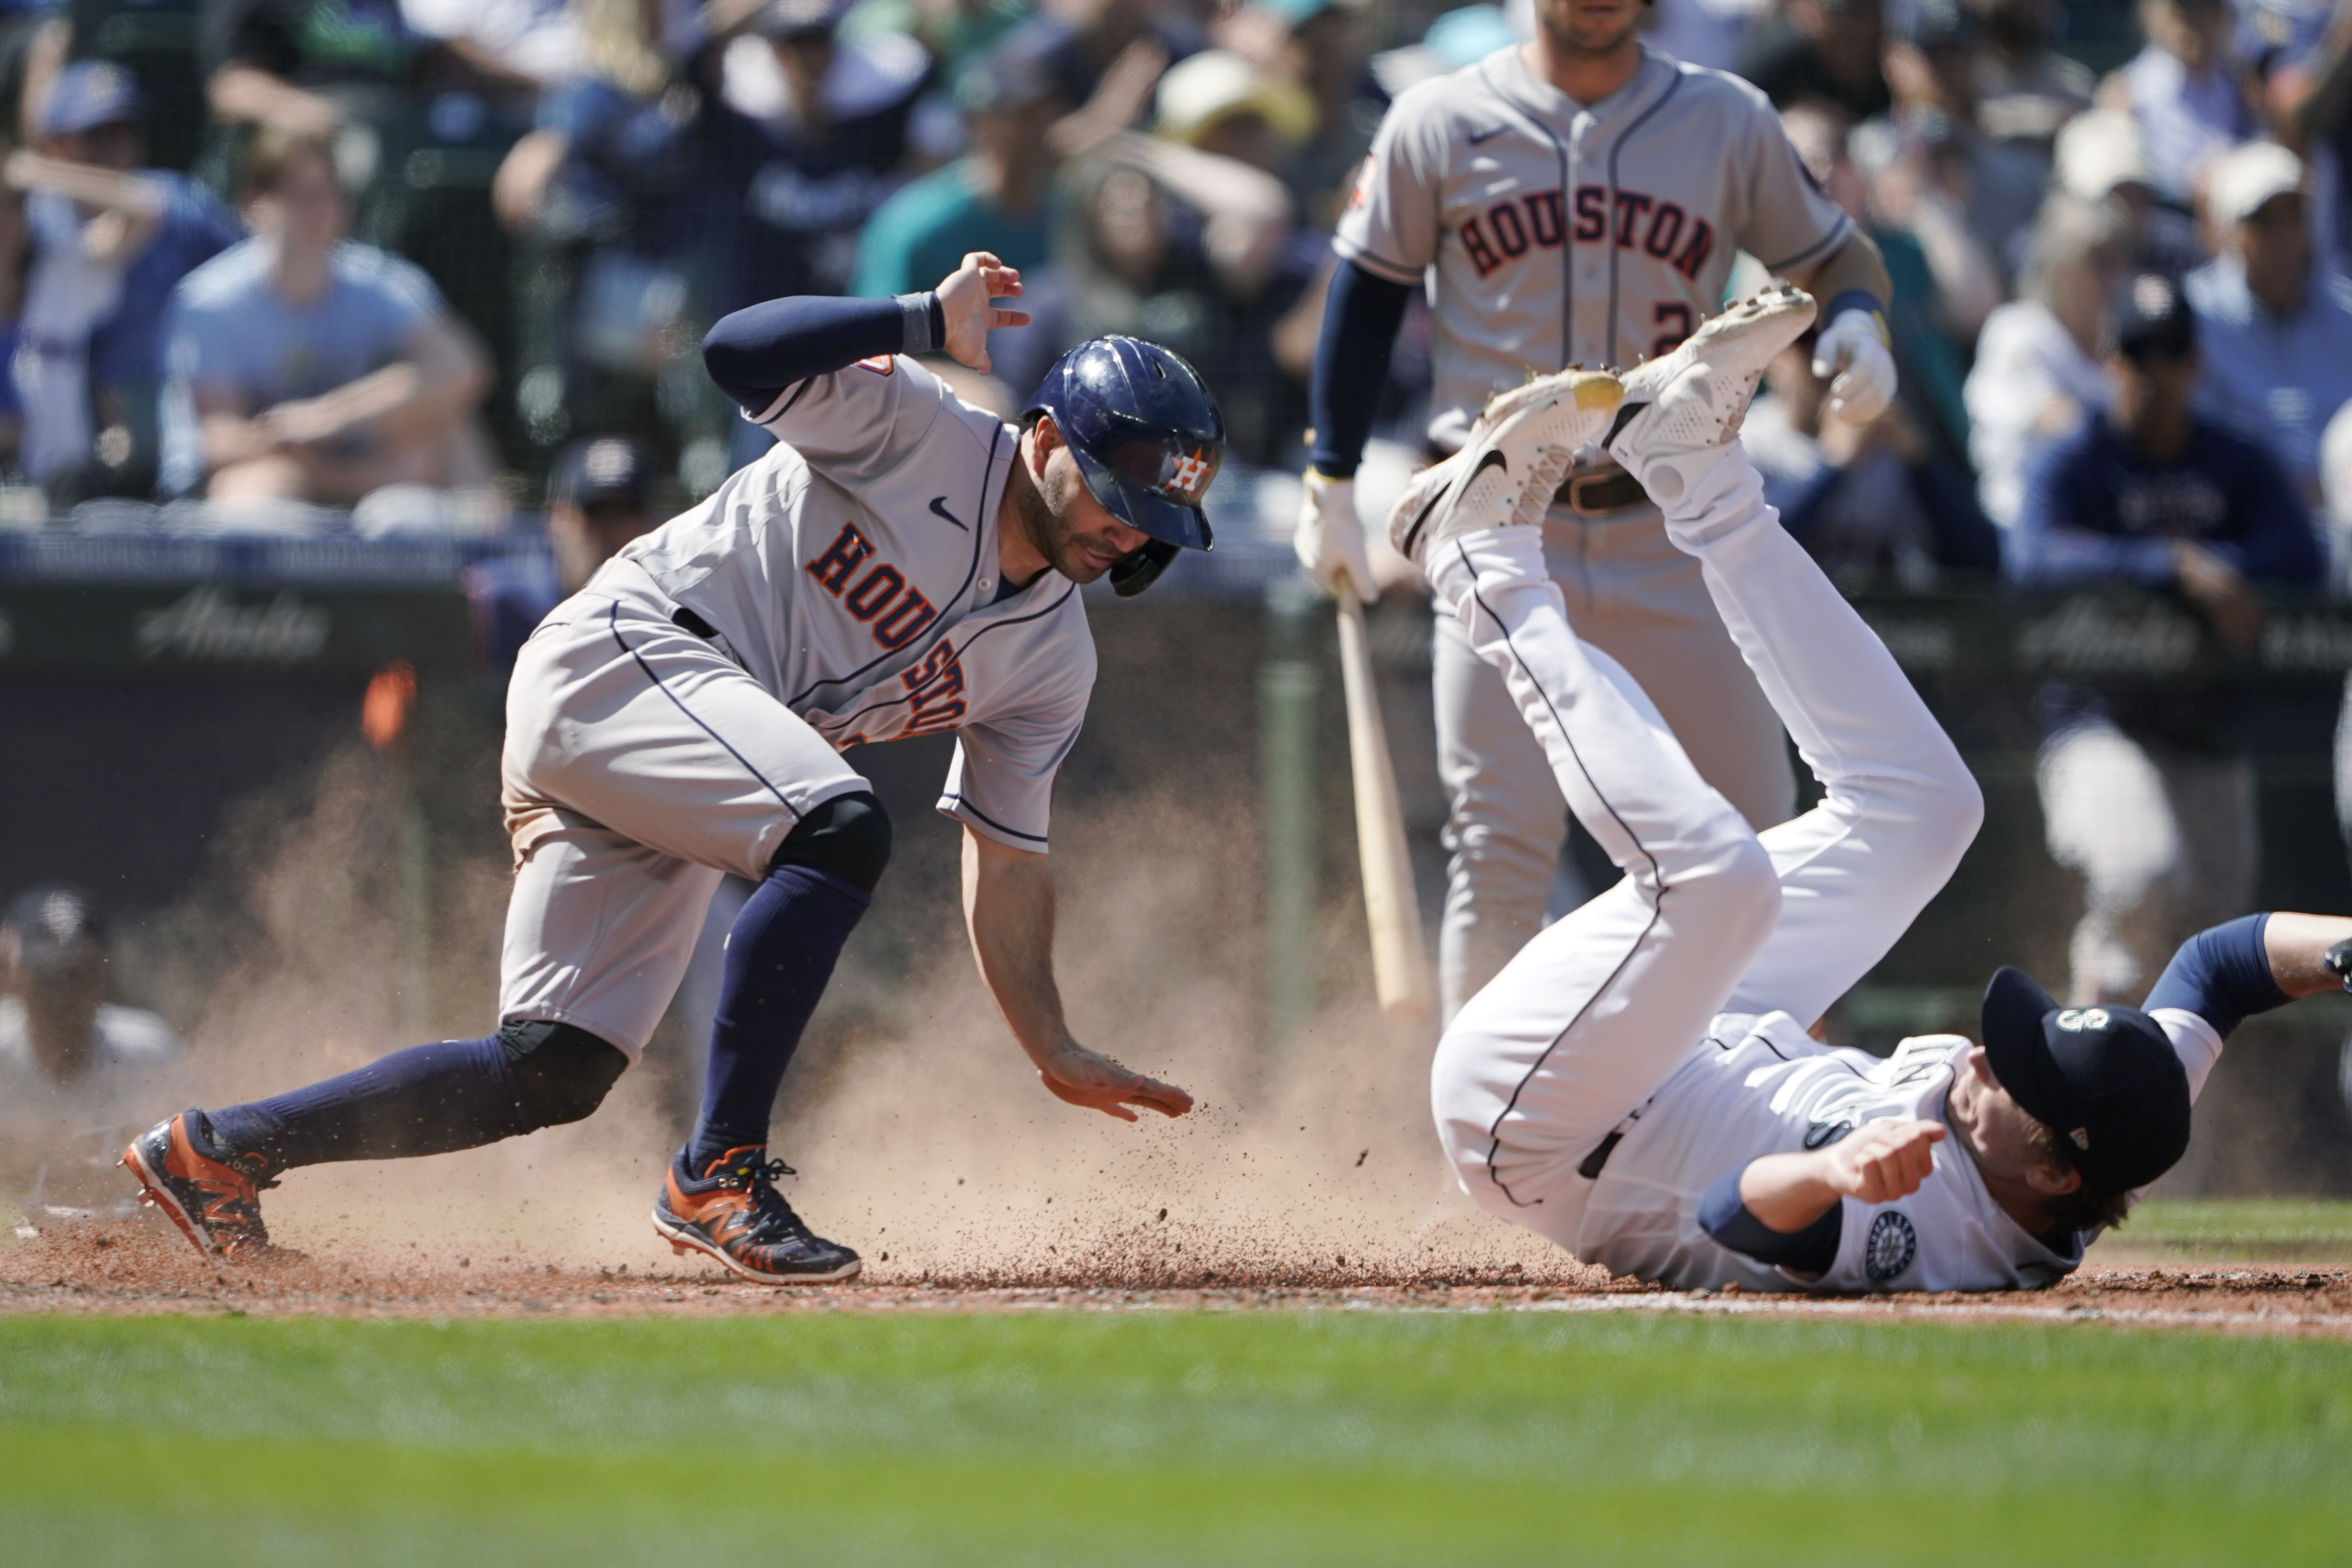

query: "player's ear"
left=2024, top=1159, right=2083, bottom=1197
left=1028, top=413, right=1063, bottom=470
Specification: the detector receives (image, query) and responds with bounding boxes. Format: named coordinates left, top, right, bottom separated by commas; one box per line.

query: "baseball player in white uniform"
left=1391, top=287, right=2333, bottom=1292
left=1297, top=0, right=1901, bottom=1020
left=124, top=254, right=1217, bottom=1282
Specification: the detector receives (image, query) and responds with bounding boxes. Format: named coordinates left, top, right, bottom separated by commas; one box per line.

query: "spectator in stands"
left=464, top=434, right=657, bottom=673
left=1022, top=0, right=1199, bottom=111
left=840, top=0, right=1029, bottom=90
left=0, top=178, right=24, bottom=471
left=713, top=0, right=929, bottom=309
left=494, top=0, right=730, bottom=471
left=2185, top=140, right=2352, bottom=502
left=1967, top=195, right=2131, bottom=529
left=1212, top=0, right=1384, bottom=230
left=1736, top=0, right=1890, bottom=123
left=2010, top=275, right=2323, bottom=1004
left=7, top=62, right=241, bottom=502
left=1743, top=316, right=2000, bottom=587
left=1053, top=50, right=1311, bottom=464
left=158, top=128, right=493, bottom=508
left=0, top=884, right=186, bottom=1204
left=1967, top=0, right=2095, bottom=149
left=2109, top=0, right=2259, bottom=202
left=2050, top=106, right=2207, bottom=278
left=20, top=0, right=214, bottom=175
left=1878, top=0, right=2046, bottom=276
left=851, top=37, right=1065, bottom=299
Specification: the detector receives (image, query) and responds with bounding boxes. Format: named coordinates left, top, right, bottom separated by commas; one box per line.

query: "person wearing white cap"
left=2051, top=107, right=2204, bottom=278
left=2184, top=140, right=2352, bottom=499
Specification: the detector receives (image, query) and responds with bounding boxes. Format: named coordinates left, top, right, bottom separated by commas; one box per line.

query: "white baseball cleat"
left=1387, top=366, right=1624, bottom=574
left=1604, top=284, right=1817, bottom=508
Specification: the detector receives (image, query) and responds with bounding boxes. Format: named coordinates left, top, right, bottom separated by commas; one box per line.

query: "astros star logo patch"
left=1170, top=448, right=1213, bottom=498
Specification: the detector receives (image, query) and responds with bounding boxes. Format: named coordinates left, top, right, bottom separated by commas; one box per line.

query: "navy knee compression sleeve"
left=203, top=1020, right=626, bottom=1171
left=685, top=793, right=888, bottom=1168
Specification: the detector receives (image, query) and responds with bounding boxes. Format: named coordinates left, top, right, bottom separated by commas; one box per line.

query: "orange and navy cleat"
left=121, top=1112, right=280, bottom=1261
left=651, top=1146, right=861, bottom=1285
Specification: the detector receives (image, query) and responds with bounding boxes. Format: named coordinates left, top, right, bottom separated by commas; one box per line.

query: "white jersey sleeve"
left=1332, top=80, right=1449, bottom=285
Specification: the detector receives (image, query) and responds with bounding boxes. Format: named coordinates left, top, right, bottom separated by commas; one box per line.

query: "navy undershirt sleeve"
left=2142, top=913, right=2288, bottom=1037
left=1698, top=1165, right=1844, bottom=1275
left=702, top=292, right=942, bottom=418
left=1307, top=260, right=1415, bottom=478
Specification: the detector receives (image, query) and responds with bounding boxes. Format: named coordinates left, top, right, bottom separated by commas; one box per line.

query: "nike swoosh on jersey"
left=928, top=496, right=968, bottom=531
left=1466, top=126, right=1507, bottom=145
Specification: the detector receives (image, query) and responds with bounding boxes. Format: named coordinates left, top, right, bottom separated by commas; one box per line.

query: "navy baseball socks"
left=655, top=793, right=888, bottom=1284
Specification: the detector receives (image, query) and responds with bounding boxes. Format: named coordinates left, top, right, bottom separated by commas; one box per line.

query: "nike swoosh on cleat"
left=1467, top=126, right=1507, bottom=144
left=928, top=496, right=967, bottom=531
left=1401, top=449, right=1506, bottom=559
left=1601, top=401, right=1648, bottom=448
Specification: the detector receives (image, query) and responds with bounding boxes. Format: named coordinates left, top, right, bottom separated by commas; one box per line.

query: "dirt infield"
left=7, top=1217, right=2348, bottom=1336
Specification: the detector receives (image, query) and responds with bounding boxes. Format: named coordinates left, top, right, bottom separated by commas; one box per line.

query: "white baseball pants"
left=1428, top=456, right=1983, bottom=1253
left=495, top=559, right=870, bottom=1060
left=1434, top=501, right=1796, bottom=1022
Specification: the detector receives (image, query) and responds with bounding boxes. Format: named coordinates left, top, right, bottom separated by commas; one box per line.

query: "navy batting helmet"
left=1024, top=336, right=1223, bottom=597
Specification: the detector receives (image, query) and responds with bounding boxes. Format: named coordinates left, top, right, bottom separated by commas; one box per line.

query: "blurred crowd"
left=0, top=0, right=2340, bottom=570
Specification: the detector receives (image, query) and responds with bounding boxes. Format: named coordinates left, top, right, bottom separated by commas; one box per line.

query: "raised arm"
left=959, top=826, right=1193, bottom=1121
left=702, top=252, right=1029, bottom=417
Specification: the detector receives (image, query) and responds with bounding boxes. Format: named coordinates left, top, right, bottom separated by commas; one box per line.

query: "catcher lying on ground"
left=1395, top=284, right=2342, bottom=1292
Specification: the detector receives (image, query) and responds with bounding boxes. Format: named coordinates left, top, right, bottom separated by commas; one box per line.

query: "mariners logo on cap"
left=1864, top=1210, right=1917, bottom=1283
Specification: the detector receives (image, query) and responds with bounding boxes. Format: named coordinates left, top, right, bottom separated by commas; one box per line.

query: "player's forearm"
left=208, top=63, right=339, bottom=134
left=3, top=152, right=164, bottom=218
left=961, top=830, right=1076, bottom=1064
left=1735, top=1151, right=1844, bottom=1233
left=2261, top=913, right=2352, bottom=998
left=1306, top=261, right=1413, bottom=478
left=702, top=292, right=945, bottom=418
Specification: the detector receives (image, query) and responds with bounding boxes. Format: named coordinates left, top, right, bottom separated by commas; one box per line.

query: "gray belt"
left=1554, top=466, right=1648, bottom=516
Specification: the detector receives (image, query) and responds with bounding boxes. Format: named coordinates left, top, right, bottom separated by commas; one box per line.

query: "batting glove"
left=1295, top=468, right=1377, bottom=603
left=1811, top=300, right=1898, bottom=426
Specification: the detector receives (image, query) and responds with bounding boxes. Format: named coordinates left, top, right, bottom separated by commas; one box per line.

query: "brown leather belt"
left=1554, top=468, right=1649, bottom=516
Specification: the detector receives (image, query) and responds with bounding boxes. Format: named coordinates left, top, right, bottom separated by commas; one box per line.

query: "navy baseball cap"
left=2110, top=272, right=2197, bottom=361
left=42, top=61, right=140, bottom=138
left=549, top=437, right=655, bottom=510
left=1980, top=966, right=2193, bottom=1191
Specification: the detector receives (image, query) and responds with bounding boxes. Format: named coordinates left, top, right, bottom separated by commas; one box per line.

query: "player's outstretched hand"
left=1821, top=1118, right=1946, bottom=1206
left=1037, top=1042, right=1194, bottom=1122
left=938, top=251, right=1032, bottom=375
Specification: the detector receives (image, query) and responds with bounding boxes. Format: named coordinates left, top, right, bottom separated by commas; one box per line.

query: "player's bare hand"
left=1037, top=1043, right=1194, bottom=1122
left=938, top=252, right=1031, bottom=375
left=2174, top=539, right=2264, bottom=654
left=1822, top=1119, right=1946, bottom=1205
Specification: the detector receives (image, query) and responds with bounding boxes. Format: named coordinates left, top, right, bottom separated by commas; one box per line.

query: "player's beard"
left=1536, top=0, right=1643, bottom=59
left=1016, top=453, right=1129, bottom=583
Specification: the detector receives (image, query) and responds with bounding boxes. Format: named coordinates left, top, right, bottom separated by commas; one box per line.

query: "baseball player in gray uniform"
left=124, top=253, right=1216, bottom=1283
left=1298, top=0, right=1900, bottom=1019
left=1393, top=287, right=2333, bottom=1292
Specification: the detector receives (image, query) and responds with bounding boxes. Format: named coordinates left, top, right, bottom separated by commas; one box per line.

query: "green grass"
left=2101, top=1200, right=2352, bottom=1261
left=2, top=1311, right=2347, bottom=1565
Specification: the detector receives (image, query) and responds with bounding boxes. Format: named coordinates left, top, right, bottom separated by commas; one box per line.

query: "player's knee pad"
left=769, top=790, right=891, bottom=895
left=497, top=1018, right=628, bottom=1128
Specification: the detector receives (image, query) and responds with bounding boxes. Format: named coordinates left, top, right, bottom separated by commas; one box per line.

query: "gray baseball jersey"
left=1335, top=43, right=1851, bottom=454
left=620, top=353, right=1095, bottom=851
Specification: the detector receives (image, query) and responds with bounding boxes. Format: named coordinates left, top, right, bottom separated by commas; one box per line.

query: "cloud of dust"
left=116, top=748, right=1575, bottom=1288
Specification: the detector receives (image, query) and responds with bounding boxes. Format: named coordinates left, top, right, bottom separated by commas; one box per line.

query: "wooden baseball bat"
left=1333, top=588, right=1434, bottom=1021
